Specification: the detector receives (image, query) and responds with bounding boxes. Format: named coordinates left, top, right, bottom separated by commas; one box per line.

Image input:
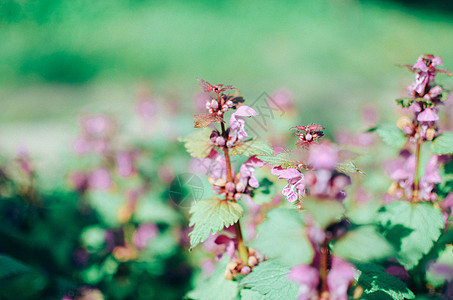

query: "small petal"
left=417, top=108, right=439, bottom=122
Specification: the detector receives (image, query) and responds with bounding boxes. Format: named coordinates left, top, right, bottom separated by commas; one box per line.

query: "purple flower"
left=327, top=257, right=357, bottom=300
left=417, top=108, right=439, bottom=122
left=289, top=264, right=320, bottom=300
left=133, top=223, right=158, bottom=250
left=203, top=227, right=236, bottom=261
left=272, top=166, right=306, bottom=202
left=81, top=115, right=115, bottom=138
left=227, top=105, right=257, bottom=147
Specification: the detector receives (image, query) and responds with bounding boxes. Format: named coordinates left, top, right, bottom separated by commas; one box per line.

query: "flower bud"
left=211, top=99, right=219, bottom=109
left=248, top=256, right=258, bottom=267
left=234, top=193, right=241, bottom=201
left=205, top=101, right=211, bottom=110
left=216, top=136, right=225, bottom=146
left=226, top=100, right=233, bottom=107
left=426, top=128, right=436, bottom=140
left=222, top=105, right=229, bottom=112
left=225, top=182, right=235, bottom=193
left=217, top=110, right=223, bottom=116
left=397, top=116, right=412, bottom=130
left=241, top=266, right=251, bottom=275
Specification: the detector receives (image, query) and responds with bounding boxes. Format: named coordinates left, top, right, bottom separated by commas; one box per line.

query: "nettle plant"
left=183, top=55, right=453, bottom=300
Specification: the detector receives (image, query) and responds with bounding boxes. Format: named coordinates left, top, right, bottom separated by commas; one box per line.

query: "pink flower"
left=203, top=227, right=236, bottom=261
left=272, top=166, right=305, bottom=202
left=417, top=108, right=439, bottom=122
left=420, top=156, right=442, bottom=201
left=89, top=168, right=112, bottom=190
left=308, top=142, right=338, bottom=170
left=289, top=264, right=320, bottom=300
left=238, top=156, right=266, bottom=191
left=227, top=105, right=258, bottom=147
left=133, top=223, right=158, bottom=250
left=81, top=115, right=115, bottom=138
left=327, top=257, right=357, bottom=300
left=115, top=151, right=137, bottom=178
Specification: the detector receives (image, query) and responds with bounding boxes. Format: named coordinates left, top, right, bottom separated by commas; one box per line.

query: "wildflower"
left=271, top=166, right=306, bottom=202
left=227, top=105, right=258, bottom=148
left=327, top=257, right=357, bottom=300
left=289, top=264, right=320, bottom=300
left=132, top=223, right=158, bottom=250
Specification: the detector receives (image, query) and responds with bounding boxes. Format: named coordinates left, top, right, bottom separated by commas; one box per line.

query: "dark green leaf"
left=379, top=201, right=444, bottom=269
left=355, top=262, right=415, bottom=300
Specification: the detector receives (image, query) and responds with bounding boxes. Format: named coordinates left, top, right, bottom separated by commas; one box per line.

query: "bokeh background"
left=0, top=0, right=453, bottom=299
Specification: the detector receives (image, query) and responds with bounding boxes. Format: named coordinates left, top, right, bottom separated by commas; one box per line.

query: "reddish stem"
left=320, top=240, right=330, bottom=297
left=412, top=128, right=422, bottom=203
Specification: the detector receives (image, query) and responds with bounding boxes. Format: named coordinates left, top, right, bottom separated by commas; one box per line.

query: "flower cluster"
left=387, top=55, right=452, bottom=202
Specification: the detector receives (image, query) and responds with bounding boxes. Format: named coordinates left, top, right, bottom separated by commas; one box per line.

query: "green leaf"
left=431, top=132, right=453, bottom=155
left=251, top=168, right=277, bottom=205
left=333, top=226, right=394, bottom=262
left=251, top=208, right=314, bottom=267
left=88, top=191, right=124, bottom=227
left=379, top=201, right=444, bottom=269
left=179, top=128, right=213, bottom=158
left=239, top=288, right=265, bottom=300
left=355, top=262, right=415, bottom=300
left=336, top=161, right=365, bottom=175
left=257, top=152, right=298, bottom=168
left=230, top=138, right=274, bottom=156
left=395, top=97, right=432, bottom=109
left=0, top=255, right=30, bottom=280
left=186, top=261, right=238, bottom=300
left=189, top=197, right=243, bottom=248
left=81, top=226, right=106, bottom=253
left=240, top=261, right=299, bottom=300
left=376, top=124, right=406, bottom=149
left=426, top=244, right=453, bottom=288
left=303, top=197, right=345, bottom=229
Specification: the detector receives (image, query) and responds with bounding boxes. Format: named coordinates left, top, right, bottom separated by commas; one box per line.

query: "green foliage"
left=336, top=161, right=365, bottom=175
left=189, top=197, right=243, bottom=248
left=240, top=261, right=299, bottom=300
left=379, top=201, right=444, bottom=269
left=186, top=261, right=238, bottom=300
left=250, top=168, right=277, bottom=205
left=431, top=132, right=453, bottom=155
left=0, top=254, right=31, bottom=280
left=179, top=128, right=214, bottom=159
left=333, top=226, right=394, bottom=262
left=425, top=244, right=453, bottom=288
left=230, top=139, right=274, bottom=157
left=355, top=262, right=415, bottom=300
left=251, top=208, right=314, bottom=267
left=257, top=152, right=298, bottom=168
left=303, top=197, right=345, bottom=229
left=376, top=124, right=407, bottom=149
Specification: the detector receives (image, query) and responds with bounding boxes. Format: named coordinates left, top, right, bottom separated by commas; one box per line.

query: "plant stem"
left=412, top=131, right=422, bottom=203
left=235, top=221, right=249, bottom=265
left=320, top=240, right=329, bottom=296
left=220, top=115, right=249, bottom=265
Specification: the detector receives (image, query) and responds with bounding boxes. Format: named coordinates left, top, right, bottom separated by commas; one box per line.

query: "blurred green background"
left=1, top=0, right=453, bottom=159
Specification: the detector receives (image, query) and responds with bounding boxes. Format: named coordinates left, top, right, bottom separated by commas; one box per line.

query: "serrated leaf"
left=355, top=262, right=415, bottom=300
left=179, top=128, right=213, bottom=158
left=376, top=124, right=406, bottom=149
left=257, top=152, right=297, bottom=168
left=426, top=244, right=453, bottom=288
left=186, top=260, right=238, bottom=300
left=431, top=132, right=453, bottom=155
left=189, top=197, right=243, bottom=248
left=251, top=208, right=314, bottom=267
left=230, top=139, right=274, bottom=157
left=395, top=97, right=432, bottom=109
left=239, top=288, right=265, bottom=300
left=240, top=261, right=299, bottom=300
left=303, top=197, right=345, bottom=229
left=194, top=113, right=223, bottom=128
left=336, top=161, right=365, bottom=175
left=379, top=201, right=444, bottom=269
left=333, top=226, right=394, bottom=262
